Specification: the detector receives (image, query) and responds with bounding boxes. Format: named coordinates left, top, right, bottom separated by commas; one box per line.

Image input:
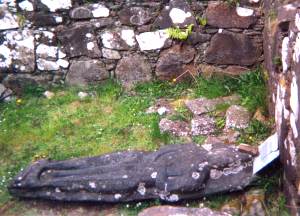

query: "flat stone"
left=9, top=143, right=254, bottom=203
left=119, top=7, right=153, bottom=26
left=153, top=0, right=196, bottom=28
left=159, top=118, right=190, bottom=136
left=206, top=2, right=257, bottom=28
left=205, top=33, right=260, bottom=66
left=37, top=59, right=60, bottom=71
left=66, top=60, right=109, bottom=86
left=139, top=206, right=229, bottom=216
left=102, top=48, right=121, bottom=60
left=1, top=30, right=35, bottom=72
left=36, top=44, right=58, bottom=59
left=18, top=0, right=34, bottom=11
left=100, top=28, right=136, bottom=50
left=225, top=105, right=251, bottom=129
left=136, top=30, right=169, bottom=51
left=185, top=95, right=240, bottom=116
left=156, top=45, right=196, bottom=80
left=115, top=54, right=152, bottom=89
left=57, top=24, right=101, bottom=58
left=0, top=4, right=19, bottom=30
left=191, top=115, right=216, bottom=136
left=70, top=4, right=109, bottom=20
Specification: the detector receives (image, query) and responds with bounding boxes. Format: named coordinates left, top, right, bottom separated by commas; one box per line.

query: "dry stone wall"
left=0, top=0, right=263, bottom=95
left=264, top=0, right=300, bottom=214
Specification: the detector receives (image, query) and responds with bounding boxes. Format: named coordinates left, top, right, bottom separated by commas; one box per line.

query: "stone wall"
left=264, top=0, right=300, bottom=214
left=0, top=0, right=263, bottom=95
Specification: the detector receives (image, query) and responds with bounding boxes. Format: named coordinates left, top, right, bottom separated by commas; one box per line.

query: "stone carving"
left=9, top=143, right=254, bottom=202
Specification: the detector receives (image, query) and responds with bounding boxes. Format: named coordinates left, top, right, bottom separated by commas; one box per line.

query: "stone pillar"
left=264, top=0, right=300, bottom=214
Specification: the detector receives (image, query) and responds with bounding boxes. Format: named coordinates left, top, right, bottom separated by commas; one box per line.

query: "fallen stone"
left=191, top=115, right=216, bottom=136
left=9, top=143, right=254, bottom=203
left=185, top=95, right=240, bottom=116
left=206, top=2, right=257, bottom=28
left=43, top=91, right=55, bottom=99
left=159, top=118, right=190, bottom=136
left=66, top=60, right=109, bottom=86
left=115, top=54, right=152, bottom=89
left=138, top=206, right=229, bottom=216
left=238, top=144, right=259, bottom=156
left=156, top=45, right=196, bottom=80
left=153, top=0, right=196, bottom=28
left=119, top=7, right=153, bottom=26
left=57, top=24, right=101, bottom=58
left=100, top=28, right=136, bottom=50
left=225, top=105, right=251, bottom=129
left=205, top=33, right=260, bottom=66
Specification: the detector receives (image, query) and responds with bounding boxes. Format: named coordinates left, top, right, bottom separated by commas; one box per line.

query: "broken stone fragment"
left=225, top=105, right=251, bottom=129
left=185, top=95, right=240, bottom=116
left=159, top=118, right=190, bottom=136
left=115, top=54, right=152, bottom=89
left=9, top=143, right=254, bottom=203
left=138, top=206, right=229, bottom=216
left=191, top=115, right=216, bottom=136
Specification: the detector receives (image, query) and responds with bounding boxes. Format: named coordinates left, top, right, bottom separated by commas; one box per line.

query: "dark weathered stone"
left=187, top=32, right=211, bottom=45
left=66, top=60, right=109, bottom=86
left=153, top=0, right=196, bottom=29
left=206, top=2, right=257, bottom=28
left=115, top=54, right=152, bottom=89
left=118, top=7, right=153, bottom=26
left=205, top=33, right=260, bottom=66
left=9, top=143, right=254, bottom=203
left=156, top=45, right=196, bottom=80
left=57, top=24, right=101, bottom=58
left=139, top=206, right=229, bottom=216
left=28, top=12, right=64, bottom=26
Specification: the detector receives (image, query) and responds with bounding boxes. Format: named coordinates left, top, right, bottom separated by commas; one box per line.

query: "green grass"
left=0, top=67, right=270, bottom=214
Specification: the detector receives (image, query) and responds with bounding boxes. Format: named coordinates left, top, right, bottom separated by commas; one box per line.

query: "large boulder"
left=115, top=54, right=152, bottom=89
left=205, top=33, right=261, bottom=66
left=66, top=60, right=109, bottom=86
left=156, top=45, right=196, bottom=80
left=206, top=2, right=257, bottom=29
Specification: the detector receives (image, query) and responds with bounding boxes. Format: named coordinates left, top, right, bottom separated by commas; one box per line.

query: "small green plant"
left=238, top=120, right=272, bottom=144
left=16, top=13, right=26, bottom=28
left=167, top=24, right=194, bottom=41
left=197, top=16, right=207, bottom=27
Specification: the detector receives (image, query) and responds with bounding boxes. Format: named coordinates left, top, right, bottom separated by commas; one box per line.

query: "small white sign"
left=253, top=133, right=280, bottom=174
